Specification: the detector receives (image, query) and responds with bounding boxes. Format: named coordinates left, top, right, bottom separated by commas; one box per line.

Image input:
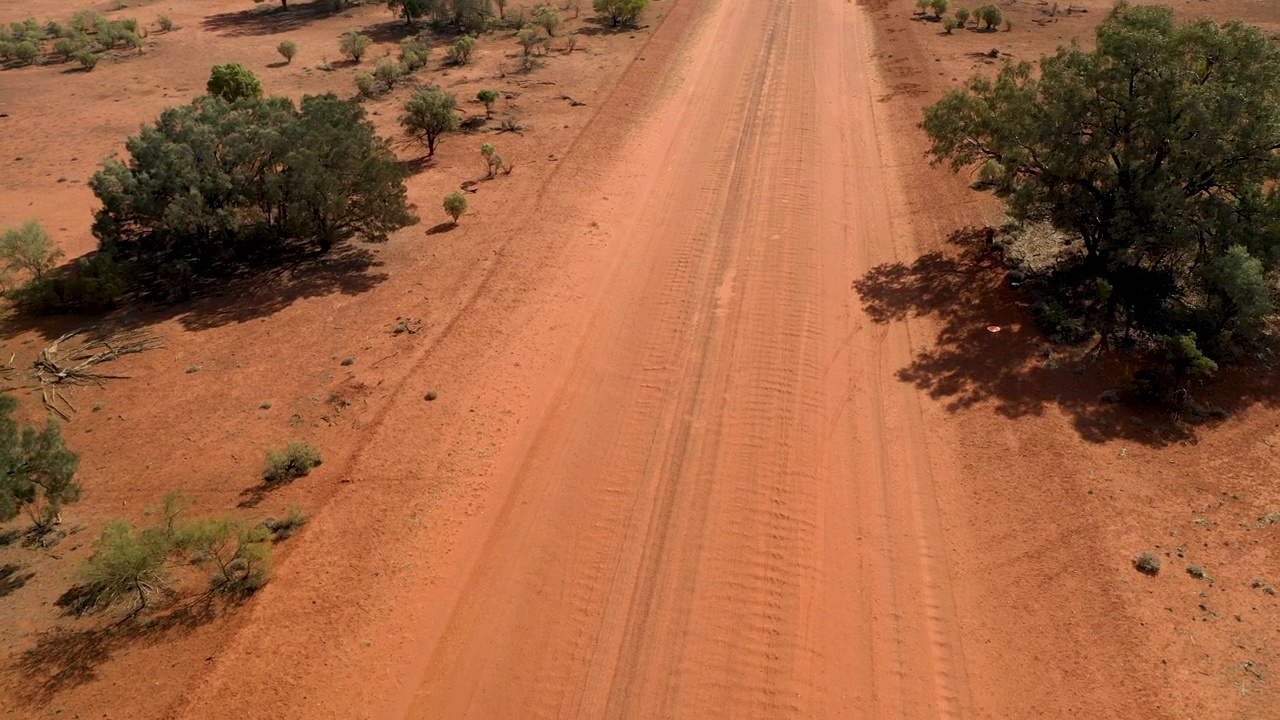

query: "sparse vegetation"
left=0, top=219, right=63, bottom=289
left=263, top=441, right=322, bottom=483
left=443, top=191, right=468, bottom=224
left=277, top=39, right=298, bottom=63
left=954, top=6, right=970, bottom=26
left=373, top=60, right=405, bottom=91
left=518, top=27, right=545, bottom=56
left=79, top=519, right=172, bottom=613
left=354, top=71, right=378, bottom=97
left=929, top=0, right=950, bottom=20
left=400, top=85, right=460, bottom=156
left=157, top=14, right=174, bottom=32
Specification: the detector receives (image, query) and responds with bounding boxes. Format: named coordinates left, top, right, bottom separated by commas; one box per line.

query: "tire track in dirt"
left=398, top=0, right=973, bottom=717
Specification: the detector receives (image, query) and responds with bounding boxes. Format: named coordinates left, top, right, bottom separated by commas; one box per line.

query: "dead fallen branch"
left=29, top=328, right=163, bottom=419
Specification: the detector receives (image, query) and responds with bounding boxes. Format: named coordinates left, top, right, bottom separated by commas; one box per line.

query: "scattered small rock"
left=425, top=390, right=438, bottom=401
left=340, top=356, right=355, bottom=366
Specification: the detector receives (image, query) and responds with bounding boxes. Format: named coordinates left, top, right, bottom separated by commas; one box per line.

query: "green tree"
left=443, top=191, right=468, bottom=224
left=476, top=88, right=500, bottom=118
left=400, top=85, right=460, bottom=156
left=90, top=92, right=416, bottom=274
left=277, top=39, right=298, bottom=63
left=80, top=520, right=172, bottom=613
left=922, top=3, right=1280, bottom=361
left=955, top=7, right=970, bottom=26
left=593, top=0, right=647, bottom=27
left=388, top=0, right=439, bottom=25
left=340, top=30, right=372, bottom=62
left=448, top=0, right=492, bottom=33
left=929, top=0, right=950, bottom=20
left=975, top=3, right=1001, bottom=30
left=176, top=518, right=272, bottom=593
left=0, top=220, right=63, bottom=287
left=0, top=395, right=81, bottom=532
left=517, top=27, right=545, bottom=56
left=206, top=62, right=264, bottom=102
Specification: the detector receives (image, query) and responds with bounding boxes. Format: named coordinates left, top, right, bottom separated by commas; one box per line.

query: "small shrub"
left=70, top=10, right=105, bottom=35
left=954, top=6, right=970, bottom=25
left=503, top=6, right=527, bottom=28
left=54, top=36, right=88, bottom=61
left=445, top=35, right=476, bottom=65
left=443, top=191, right=468, bottom=224
left=176, top=518, right=272, bottom=594
left=976, top=3, right=1002, bottom=30
left=261, top=505, right=308, bottom=540
left=79, top=520, right=172, bottom=613
left=399, top=37, right=429, bottom=70
left=477, top=88, right=500, bottom=118
left=497, top=114, right=524, bottom=133
left=277, top=39, right=298, bottom=63
left=942, top=17, right=958, bottom=33
left=517, top=27, right=545, bottom=56
left=1187, top=565, right=1209, bottom=581
left=354, top=71, right=377, bottom=97
left=373, top=60, right=404, bottom=91
left=75, top=50, right=98, bottom=70
left=0, top=219, right=63, bottom=285
left=157, top=14, right=174, bottom=32
left=566, top=32, right=578, bottom=52
left=929, top=0, right=950, bottom=19
left=14, top=40, right=38, bottom=64
left=1004, top=19, right=1012, bottom=32
left=1134, top=552, right=1161, bottom=576
left=263, top=441, right=322, bottom=483
left=340, top=30, right=372, bottom=62
left=206, top=62, right=263, bottom=102
left=533, top=4, right=561, bottom=36
left=0, top=42, right=15, bottom=62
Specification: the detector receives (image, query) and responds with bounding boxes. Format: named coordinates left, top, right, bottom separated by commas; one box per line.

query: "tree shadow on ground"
left=574, top=17, right=647, bottom=36
left=425, top=222, right=457, bottom=235
left=0, top=564, right=34, bottom=599
left=851, top=227, right=1280, bottom=447
left=202, top=1, right=341, bottom=37
left=9, top=593, right=221, bottom=707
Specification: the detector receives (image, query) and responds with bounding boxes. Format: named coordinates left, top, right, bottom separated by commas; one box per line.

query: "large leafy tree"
left=0, top=394, right=81, bottom=532
left=922, top=3, right=1280, bottom=359
left=90, top=92, right=416, bottom=275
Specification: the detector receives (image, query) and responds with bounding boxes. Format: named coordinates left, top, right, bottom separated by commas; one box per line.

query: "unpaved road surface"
left=399, top=0, right=971, bottom=716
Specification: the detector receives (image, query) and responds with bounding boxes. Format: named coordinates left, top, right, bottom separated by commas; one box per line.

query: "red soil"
left=0, top=0, right=1278, bottom=718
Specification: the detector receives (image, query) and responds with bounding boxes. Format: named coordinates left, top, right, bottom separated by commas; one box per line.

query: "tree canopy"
left=922, top=3, right=1280, bottom=364
left=206, top=63, right=263, bottom=103
left=90, top=92, right=417, bottom=282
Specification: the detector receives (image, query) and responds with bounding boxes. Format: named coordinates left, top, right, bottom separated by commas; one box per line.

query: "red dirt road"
left=394, top=0, right=970, bottom=716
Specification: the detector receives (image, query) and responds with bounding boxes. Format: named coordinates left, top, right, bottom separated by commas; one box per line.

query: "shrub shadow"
left=851, top=228, right=1280, bottom=447
left=425, top=222, right=457, bottom=235
left=202, top=1, right=340, bottom=37
left=0, top=563, right=34, bottom=599
left=10, top=593, right=221, bottom=707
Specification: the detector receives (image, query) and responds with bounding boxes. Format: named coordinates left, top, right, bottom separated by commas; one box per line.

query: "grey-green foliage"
left=263, top=441, right=322, bottom=482
left=400, top=85, right=460, bottom=156
left=975, top=3, right=1001, bottom=30
left=340, top=30, right=372, bottom=62
left=373, top=60, right=404, bottom=90
left=90, top=92, right=417, bottom=277
left=175, top=517, right=272, bottom=593
left=206, top=62, right=264, bottom=102
left=533, top=3, right=561, bottom=35
left=0, top=394, right=80, bottom=532
left=445, top=34, right=476, bottom=65
left=277, top=39, right=298, bottom=63
left=399, top=37, right=429, bottom=69
left=921, top=3, right=1280, bottom=364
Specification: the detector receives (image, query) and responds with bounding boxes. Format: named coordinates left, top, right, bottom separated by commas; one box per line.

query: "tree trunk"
left=281, top=0, right=288, bottom=9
